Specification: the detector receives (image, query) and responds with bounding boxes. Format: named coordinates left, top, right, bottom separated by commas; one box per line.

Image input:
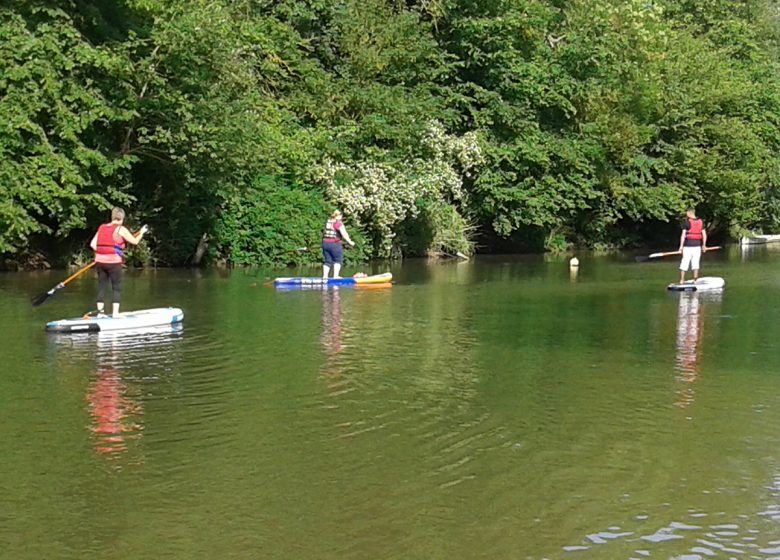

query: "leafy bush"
left=398, top=200, right=476, bottom=257
left=213, top=176, right=369, bottom=266
left=0, top=6, right=134, bottom=254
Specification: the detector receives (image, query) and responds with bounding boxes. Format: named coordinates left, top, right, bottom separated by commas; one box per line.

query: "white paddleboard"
left=667, top=277, right=725, bottom=292
left=46, top=307, right=184, bottom=333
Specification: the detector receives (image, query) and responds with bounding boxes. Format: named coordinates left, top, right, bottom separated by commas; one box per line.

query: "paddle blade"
left=636, top=250, right=682, bottom=262
left=32, top=287, right=57, bottom=307
left=31, top=292, right=51, bottom=307
left=30, top=261, right=96, bottom=308
left=31, top=283, right=62, bottom=307
left=635, top=252, right=664, bottom=262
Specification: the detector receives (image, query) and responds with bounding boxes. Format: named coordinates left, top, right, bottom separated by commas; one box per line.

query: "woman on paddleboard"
left=322, top=210, right=355, bottom=279
left=677, top=208, right=708, bottom=284
left=90, top=207, right=148, bottom=317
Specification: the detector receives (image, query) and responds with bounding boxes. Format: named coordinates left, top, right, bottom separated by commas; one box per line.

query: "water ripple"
left=563, top=481, right=780, bottom=558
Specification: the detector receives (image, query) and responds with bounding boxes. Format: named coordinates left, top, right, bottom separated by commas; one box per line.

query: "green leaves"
left=0, top=6, right=134, bottom=254
left=3, top=0, right=780, bottom=264
left=436, top=0, right=780, bottom=248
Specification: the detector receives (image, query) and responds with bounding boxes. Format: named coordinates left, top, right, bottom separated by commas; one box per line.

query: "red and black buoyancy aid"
left=686, top=218, right=704, bottom=241
left=95, top=223, right=125, bottom=258
left=322, top=219, right=342, bottom=242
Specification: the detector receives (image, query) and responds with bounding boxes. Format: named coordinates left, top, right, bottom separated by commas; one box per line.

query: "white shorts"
left=679, top=246, right=702, bottom=271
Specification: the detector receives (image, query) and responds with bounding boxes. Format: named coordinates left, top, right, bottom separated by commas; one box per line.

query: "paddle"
left=32, top=262, right=96, bottom=307
left=31, top=226, right=147, bottom=307
left=635, top=245, right=722, bottom=263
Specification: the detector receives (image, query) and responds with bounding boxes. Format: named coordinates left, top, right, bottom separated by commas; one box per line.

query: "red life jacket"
left=686, top=218, right=703, bottom=241
left=95, top=224, right=125, bottom=258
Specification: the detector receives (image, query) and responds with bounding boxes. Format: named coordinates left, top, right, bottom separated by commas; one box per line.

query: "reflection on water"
left=87, top=367, right=142, bottom=456
left=563, top=461, right=780, bottom=557
left=560, top=289, right=780, bottom=558
left=6, top=258, right=780, bottom=559
left=674, top=293, right=702, bottom=409
left=320, top=289, right=344, bottom=379
left=674, top=292, right=721, bottom=409
left=49, top=325, right=184, bottom=464
left=563, top=503, right=780, bottom=558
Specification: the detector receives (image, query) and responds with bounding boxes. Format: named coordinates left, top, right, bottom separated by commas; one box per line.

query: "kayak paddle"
left=635, top=245, right=721, bottom=263
left=31, top=226, right=148, bottom=307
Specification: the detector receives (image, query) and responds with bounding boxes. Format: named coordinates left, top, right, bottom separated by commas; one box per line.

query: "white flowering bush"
left=312, top=122, right=483, bottom=256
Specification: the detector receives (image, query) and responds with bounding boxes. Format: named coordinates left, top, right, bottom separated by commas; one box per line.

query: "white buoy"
left=569, top=257, right=579, bottom=282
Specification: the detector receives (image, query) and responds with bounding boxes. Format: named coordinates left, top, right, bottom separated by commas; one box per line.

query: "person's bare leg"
left=323, top=265, right=330, bottom=278
left=112, top=302, right=120, bottom=317
left=692, top=269, right=699, bottom=282
left=679, top=270, right=685, bottom=284
left=333, top=263, right=342, bottom=279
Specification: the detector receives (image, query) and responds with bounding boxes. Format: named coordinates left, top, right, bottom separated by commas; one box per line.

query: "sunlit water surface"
left=2, top=247, right=780, bottom=559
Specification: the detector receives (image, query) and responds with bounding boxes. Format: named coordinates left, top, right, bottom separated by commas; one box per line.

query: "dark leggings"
left=96, top=263, right=123, bottom=304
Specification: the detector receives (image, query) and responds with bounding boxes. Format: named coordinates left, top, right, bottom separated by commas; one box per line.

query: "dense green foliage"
left=2, top=0, right=780, bottom=266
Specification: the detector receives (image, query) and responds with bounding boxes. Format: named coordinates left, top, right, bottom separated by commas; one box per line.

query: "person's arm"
left=337, top=224, right=355, bottom=247
left=118, top=225, right=148, bottom=246
left=702, top=228, right=708, bottom=251
left=90, top=233, right=98, bottom=251
left=678, top=229, right=686, bottom=252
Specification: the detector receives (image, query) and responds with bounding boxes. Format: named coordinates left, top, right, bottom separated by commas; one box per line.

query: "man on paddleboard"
left=89, top=207, right=148, bottom=317
left=677, top=208, right=708, bottom=284
left=322, top=210, right=355, bottom=279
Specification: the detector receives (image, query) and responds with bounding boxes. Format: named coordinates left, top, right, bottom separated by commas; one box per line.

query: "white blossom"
left=312, top=121, right=483, bottom=255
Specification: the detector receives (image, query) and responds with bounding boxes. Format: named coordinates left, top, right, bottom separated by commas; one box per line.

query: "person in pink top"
left=89, top=207, right=148, bottom=317
left=321, top=210, right=355, bottom=278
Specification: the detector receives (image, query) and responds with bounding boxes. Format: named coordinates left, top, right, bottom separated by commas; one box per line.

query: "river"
left=2, top=247, right=780, bottom=559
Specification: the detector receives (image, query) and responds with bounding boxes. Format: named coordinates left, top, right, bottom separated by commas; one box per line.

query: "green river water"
left=2, top=248, right=780, bottom=559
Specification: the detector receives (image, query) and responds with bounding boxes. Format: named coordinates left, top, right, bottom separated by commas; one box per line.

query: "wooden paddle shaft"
left=649, top=245, right=721, bottom=259
left=60, top=261, right=96, bottom=287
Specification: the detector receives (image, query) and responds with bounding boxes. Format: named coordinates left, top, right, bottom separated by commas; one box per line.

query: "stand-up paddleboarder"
left=677, top=208, right=708, bottom=284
